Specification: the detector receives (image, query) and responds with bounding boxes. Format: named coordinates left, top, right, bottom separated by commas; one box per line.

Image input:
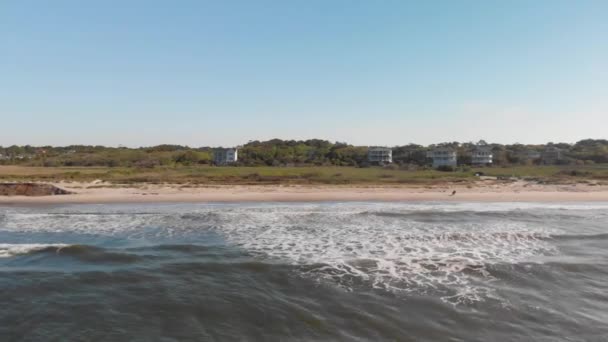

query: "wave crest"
left=0, top=243, right=69, bottom=258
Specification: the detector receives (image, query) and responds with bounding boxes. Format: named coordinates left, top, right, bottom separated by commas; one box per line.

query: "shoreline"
left=1, top=181, right=608, bottom=204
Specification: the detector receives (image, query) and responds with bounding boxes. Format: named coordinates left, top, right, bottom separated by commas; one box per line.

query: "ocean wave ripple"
left=3, top=202, right=592, bottom=304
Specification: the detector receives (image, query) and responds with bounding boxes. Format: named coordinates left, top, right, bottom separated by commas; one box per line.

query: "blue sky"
left=1, top=0, right=607, bottom=147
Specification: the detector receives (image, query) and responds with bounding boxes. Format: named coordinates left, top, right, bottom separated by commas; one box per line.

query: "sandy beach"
left=1, top=180, right=608, bottom=204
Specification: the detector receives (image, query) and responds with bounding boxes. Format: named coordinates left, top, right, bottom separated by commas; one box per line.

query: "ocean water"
left=1, top=202, right=607, bottom=341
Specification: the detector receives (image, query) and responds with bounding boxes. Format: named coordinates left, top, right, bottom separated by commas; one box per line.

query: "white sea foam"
left=0, top=243, right=69, bottom=258
left=209, top=204, right=559, bottom=304
left=1, top=202, right=595, bottom=303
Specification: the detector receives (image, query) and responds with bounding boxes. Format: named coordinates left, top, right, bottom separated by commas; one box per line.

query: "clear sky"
left=1, top=0, right=607, bottom=147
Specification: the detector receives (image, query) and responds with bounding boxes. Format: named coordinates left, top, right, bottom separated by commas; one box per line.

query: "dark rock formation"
left=0, top=183, right=72, bottom=196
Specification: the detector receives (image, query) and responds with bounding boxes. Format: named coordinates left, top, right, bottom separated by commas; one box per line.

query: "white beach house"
left=213, top=148, right=238, bottom=165
left=427, top=147, right=457, bottom=168
left=471, top=144, right=493, bottom=166
left=367, top=147, right=393, bottom=164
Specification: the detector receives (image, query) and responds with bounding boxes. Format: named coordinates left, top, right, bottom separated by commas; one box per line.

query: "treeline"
left=1, top=139, right=607, bottom=168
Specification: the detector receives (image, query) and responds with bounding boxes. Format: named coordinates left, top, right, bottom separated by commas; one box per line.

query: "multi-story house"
left=427, top=147, right=457, bottom=168
left=471, top=144, right=493, bottom=166
left=213, top=148, right=238, bottom=165
left=367, top=147, right=393, bottom=164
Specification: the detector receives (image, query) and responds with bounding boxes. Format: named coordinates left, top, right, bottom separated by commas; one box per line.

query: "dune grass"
left=0, top=164, right=607, bottom=185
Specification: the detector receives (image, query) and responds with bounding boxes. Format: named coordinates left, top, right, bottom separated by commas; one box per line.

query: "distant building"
left=471, top=144, right=493, bottom=166
left=527, top=151, right=541, bottom=160
left=427, top=147, right=457, bottom=168
left=541, top=146, right=562, bottom=165
left=367, top=147, right=392, bottom=164
left=516, top=150, right=541, bottom=163
left=213, top=148, right=238, bottom=165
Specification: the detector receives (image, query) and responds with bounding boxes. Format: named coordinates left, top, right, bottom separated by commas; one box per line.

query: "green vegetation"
left=1, top=165, right=607, bottom=185
left=1, top=139, right=607, bottom=185
left=1, top=139, right=607, bottom=168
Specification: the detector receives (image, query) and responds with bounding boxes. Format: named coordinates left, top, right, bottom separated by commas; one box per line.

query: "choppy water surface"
left=1, top=202, right=607, bottom=341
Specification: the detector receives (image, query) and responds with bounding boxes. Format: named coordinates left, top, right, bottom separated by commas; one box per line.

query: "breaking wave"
left=2, top=202, right=605, bottom=304
left=0, top=243, right=69, bottom=258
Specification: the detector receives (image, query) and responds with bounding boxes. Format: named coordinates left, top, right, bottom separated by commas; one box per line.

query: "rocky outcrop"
left=0, top=183, right=72, bottom=196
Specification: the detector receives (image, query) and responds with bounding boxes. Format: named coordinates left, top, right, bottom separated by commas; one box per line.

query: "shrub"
left=134, top=159, right=160, bottom=169
left=436, top=165, right=454, bottom=172
left=555, top=169, right=591, bottom=177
